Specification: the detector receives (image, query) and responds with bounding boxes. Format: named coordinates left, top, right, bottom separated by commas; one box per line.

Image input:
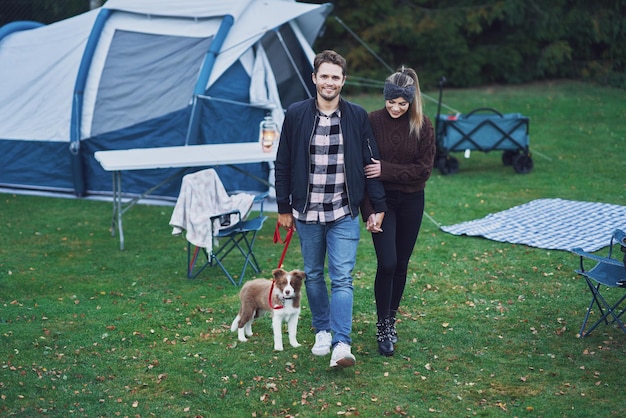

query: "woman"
left=362, top=67, right=436, bottom=356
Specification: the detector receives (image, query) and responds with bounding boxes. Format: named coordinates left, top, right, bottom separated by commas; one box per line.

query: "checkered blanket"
left=440, top=198, right=626, bottom=252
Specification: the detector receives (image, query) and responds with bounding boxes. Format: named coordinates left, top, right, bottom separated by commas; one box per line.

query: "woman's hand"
left=364, top=158, right=381, bottom=178
left=366, top=212, right=385, bottom=233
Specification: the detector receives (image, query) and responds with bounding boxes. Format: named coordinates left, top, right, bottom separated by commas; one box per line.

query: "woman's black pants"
left=371, top=189, right=425, bottom=319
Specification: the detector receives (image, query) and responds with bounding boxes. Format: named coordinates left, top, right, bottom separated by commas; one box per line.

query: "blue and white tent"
left=0, top=0, right=332, bottom=198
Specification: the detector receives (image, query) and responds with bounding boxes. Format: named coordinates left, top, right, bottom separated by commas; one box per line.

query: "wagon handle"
left=436, top=76, right=447, bottom=122
left=465, top=107, right=503, bottom=117
left=435, top=76, right=447, bottom=141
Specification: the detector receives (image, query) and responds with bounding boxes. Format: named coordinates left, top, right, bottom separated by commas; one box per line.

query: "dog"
left=230, top=268, right=305, bottom=351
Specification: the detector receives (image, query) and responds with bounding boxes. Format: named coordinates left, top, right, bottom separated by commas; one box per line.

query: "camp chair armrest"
left=253, top=191, right=269, bottom=215
left=613, top=228, right=626, bottom=249
left=210, top=210, right=242, bottom=227
left=210, top=209, right=241, bottom=220
left=571, top=247, right=624, bottom=269
left=253, top=191, right=269, bottom=202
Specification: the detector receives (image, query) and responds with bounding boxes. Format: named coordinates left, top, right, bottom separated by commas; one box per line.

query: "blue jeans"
left=296, top=215, right=360, bottom=346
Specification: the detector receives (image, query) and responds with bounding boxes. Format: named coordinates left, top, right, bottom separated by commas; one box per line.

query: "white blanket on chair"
left=169, top=169, right=255, bottom=253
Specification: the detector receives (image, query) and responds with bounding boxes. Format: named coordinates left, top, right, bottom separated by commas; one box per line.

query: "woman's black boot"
left=389, top=311, right=398, bottom=344
left=376, top=317, right=395, bottom=356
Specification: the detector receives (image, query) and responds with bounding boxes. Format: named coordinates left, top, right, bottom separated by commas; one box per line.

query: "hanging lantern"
left=259, top=114, right=279, bottom=153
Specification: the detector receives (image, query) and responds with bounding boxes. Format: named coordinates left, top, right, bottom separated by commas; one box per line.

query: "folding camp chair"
left=571, top=228, right=626, bottom=337
left=187, top=191, right=269, bottom=286
left=170, top=168, right=269, bottom=286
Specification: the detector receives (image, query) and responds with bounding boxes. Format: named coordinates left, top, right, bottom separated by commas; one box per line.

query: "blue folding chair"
left=571, top=228, right=626, bottom=337
left=187, top=191, right=269, bottom=285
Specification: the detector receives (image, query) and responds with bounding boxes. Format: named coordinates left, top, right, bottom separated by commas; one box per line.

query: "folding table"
left=94, top=142, right=276, bottom=250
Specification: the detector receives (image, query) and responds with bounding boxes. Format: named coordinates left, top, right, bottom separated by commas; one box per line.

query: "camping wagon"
left=434, top=78, right=533, bottom=175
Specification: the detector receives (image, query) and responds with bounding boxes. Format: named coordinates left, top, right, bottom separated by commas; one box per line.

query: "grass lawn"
left=1, top=80, right=625, bottom=417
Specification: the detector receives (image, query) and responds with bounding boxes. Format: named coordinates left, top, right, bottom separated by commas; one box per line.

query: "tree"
left=312, top=0, right=626, bottom=89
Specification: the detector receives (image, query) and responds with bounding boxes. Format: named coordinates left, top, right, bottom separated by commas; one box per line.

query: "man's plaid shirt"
left=294, top=108, right=351, bottom=224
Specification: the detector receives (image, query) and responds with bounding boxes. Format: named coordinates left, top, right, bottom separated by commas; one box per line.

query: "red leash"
left=269, top=221, right=295, bottom=309
left=273, top=221, right=294, bottom=269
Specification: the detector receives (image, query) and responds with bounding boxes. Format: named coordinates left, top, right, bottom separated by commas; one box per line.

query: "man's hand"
left=278, top=213, right=295, bottom=230
left=366, top=212, right=385, bottom=233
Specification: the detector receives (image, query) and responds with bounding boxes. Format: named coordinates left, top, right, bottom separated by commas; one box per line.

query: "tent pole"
left=272, top=28, right=313, bottom=99
left=185, top=15, right=234, bottom=146
left=70, top=7, right=111, bottom=196
left=0, top=21, right=44, bottom=40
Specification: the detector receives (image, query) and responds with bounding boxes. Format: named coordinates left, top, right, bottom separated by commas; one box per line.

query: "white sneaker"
left=311, top=330, right=332, bottom=356
left=330, top=342, right=355, bottom=368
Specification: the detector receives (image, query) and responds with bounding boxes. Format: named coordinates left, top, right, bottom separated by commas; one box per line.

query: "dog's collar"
left=269, top=281, right=284, bottom=310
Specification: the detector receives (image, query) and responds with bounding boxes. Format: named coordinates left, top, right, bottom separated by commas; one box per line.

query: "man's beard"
left=317, top=87, right=339, bottom=102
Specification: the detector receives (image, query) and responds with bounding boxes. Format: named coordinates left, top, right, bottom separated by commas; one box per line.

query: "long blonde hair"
left=385, top=67, right=424, bottom=138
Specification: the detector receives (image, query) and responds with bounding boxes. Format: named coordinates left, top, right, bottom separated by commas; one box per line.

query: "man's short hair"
left=313, top=50, right=347, bottom=76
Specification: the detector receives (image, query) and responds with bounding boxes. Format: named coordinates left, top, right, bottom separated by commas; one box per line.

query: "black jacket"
left=275, top=97, right=387, bottom=217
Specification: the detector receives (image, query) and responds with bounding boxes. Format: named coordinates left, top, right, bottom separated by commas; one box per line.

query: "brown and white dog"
left=230, top=268, right=305, bottom=351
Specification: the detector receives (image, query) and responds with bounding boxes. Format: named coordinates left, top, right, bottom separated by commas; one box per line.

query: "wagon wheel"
left=437, top=156, right=459, bottom=175
left=512, top=154, right=533, bottom=174
left=502, top=150, right=518, bottom=166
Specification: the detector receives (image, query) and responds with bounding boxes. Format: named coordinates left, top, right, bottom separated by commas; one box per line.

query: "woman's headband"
left=383, top=82, right=415, bottom=103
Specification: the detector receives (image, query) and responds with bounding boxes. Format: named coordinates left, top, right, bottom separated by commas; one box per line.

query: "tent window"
left=261, top=25, right=314, bottom=108
left=91, top=30, right=213, bottom=137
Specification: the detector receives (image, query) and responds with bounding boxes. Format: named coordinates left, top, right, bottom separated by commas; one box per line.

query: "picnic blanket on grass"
left=440, top=198, right=626, bottom=252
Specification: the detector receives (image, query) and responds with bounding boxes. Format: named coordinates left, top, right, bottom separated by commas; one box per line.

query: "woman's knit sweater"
left=368, top=108, right=436, bottom=193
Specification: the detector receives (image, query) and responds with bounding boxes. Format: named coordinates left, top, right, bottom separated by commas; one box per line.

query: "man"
left=275, top=50, right=386, bottom=368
